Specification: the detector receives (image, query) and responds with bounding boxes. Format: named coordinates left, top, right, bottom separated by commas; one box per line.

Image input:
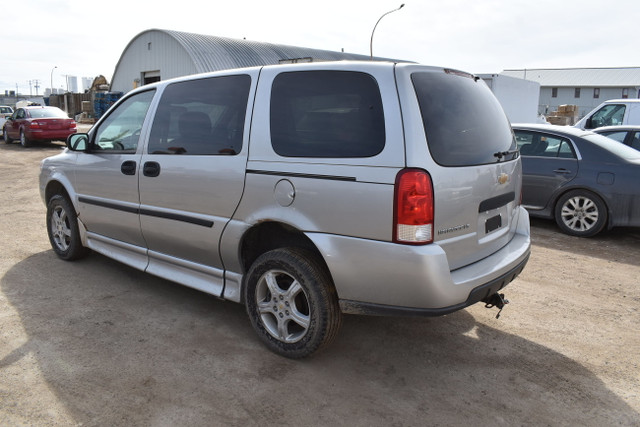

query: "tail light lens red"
left=393, top=168, right=434, bottom=245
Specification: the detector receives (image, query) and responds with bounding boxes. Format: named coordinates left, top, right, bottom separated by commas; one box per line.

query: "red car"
left=3, top=106, right=77, bottom=147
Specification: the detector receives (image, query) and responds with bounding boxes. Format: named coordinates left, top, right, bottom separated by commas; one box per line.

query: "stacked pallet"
left=94, top=92, right=124, bottom=120
left=547, top=104, right=579, bottom=125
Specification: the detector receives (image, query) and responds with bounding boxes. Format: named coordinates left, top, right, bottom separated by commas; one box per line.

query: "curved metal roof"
left=149, top=28, right=398, bottom=73
left=110, top=29, right=407, bottom=93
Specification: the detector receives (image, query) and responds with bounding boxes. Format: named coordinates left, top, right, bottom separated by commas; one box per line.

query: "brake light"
left=29, top=121, right=41, bottom=129
left=393, top=168, right=434, bottom=244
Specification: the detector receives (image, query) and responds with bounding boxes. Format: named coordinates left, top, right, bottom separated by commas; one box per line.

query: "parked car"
left=40, top=62, right=531, bottom=358
left=574, top=99, right=640, bottom=130
left=513, top=123, right=640, bottom=237
left=592, top=125, right=640, bottom=151
left=0, top=105, right=13, bottom=129
left=3, top=106, right=77, bottom=147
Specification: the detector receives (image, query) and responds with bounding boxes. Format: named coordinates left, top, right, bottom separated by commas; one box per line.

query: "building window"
left=594, top=88, right=600, bottom=99
left=622, top=88, right=629, bottom=99
left=551, top=88, right=558, bottom=98
left=574, top=88, right=581, bottom=98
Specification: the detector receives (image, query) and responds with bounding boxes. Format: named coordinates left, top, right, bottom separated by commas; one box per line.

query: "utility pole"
left=33, top=79, right=40, bottom=96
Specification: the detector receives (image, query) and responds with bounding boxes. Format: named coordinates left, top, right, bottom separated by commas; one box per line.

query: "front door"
left=73, top=89, right=156, bottom=269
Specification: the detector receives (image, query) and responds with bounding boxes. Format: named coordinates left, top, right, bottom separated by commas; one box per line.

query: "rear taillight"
left=393, top=168, right=434, bottom=245
left=29, top=121, right=41, bottom=129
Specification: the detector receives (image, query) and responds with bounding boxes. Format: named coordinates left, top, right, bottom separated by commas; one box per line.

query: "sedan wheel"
left=244, top=248, right=342, bottom=358
left=2, top=127, right=12, bottom=143
left=20, top=129, right=30, bottom=147
left=554, top=190, right=607, bottom=237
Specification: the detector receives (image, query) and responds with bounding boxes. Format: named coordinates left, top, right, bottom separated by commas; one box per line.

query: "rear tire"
left=244, top=248, right=342, bottom=358
left=554, top=190, right=607, bottom=237
left=47, top=194, right=89, bottom=260
left=20, top=129, right=30, bottom=147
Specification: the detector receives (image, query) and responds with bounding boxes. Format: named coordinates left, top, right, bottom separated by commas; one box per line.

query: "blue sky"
left=3, top=0, right=639, bottom=95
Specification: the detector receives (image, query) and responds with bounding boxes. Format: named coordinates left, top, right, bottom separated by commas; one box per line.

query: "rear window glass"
left=586, top=133, right=640, bottom=160
left=412, top=71, right=516, bottom=166
left=270, top=71, right=385, bottom=158
left=29, top=108, right=68, bottom=119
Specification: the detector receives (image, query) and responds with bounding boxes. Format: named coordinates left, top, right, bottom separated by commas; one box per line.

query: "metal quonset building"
left=110, top=28, right=398, bottom=93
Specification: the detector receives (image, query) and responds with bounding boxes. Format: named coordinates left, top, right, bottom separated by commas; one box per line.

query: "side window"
left=15, top=109, right=25, bottom=119
left=148, top=75, right=251, bottom=155
left=515, top=131, right=575, bottom=158
left=631, top=132, right=640, bottom=150
left=557, top=140, right=576, bottom=158
left=589, top=104, right=625, bottom=128
left=93, top=90, right=155, bottom=152
left=270, top=71, right=385, bottom=158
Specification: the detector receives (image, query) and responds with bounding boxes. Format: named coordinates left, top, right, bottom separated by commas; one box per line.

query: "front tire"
left=554, top=190, right=607, bottom=237
left=244, top=248, right=342, bottom=358
left=2, top=127, right=12, bottom=143
left=47, top=194, right=89, bottom=260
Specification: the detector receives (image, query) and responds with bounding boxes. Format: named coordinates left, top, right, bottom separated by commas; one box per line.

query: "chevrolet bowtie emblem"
left=498, top=173, right=509, bottom=185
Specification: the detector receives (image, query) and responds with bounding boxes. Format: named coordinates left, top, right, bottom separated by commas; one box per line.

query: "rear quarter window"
left=270, top=71, right=385, bottom=158
left=412, top=71, right=516, bottom=166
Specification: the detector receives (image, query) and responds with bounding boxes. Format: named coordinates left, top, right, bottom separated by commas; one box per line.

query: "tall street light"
left=50, top=66, right=57, bottom=94
left=370, top=4, right=405, bottom=60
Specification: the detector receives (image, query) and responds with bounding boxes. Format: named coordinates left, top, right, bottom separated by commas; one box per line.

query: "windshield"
left=29, top=108, right=69, bottom=119
left=412, top=70, right=516, bottom=166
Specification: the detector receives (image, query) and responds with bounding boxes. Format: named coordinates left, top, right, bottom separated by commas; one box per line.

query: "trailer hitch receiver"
left=483, top=293, right=509, bottom=319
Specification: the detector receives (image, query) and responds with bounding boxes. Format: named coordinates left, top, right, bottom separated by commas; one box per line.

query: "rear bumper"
left=307, top=206, right=531, bottom=316
left=339, top=252, right=529, bottom=316
left=27, top=129, right=76, bottom=141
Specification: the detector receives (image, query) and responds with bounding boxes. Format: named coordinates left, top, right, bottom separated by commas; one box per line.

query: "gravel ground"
left=1, top=139, right=639, bottom=426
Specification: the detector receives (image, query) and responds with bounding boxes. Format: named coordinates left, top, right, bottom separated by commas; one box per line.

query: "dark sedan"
left=513, top=124, right=640, bottom=237
left=3, top=106, right=77, bottom=147
left=592, top=125, right=640, bottom=151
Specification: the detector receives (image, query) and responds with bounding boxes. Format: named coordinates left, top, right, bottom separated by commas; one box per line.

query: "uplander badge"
left=438, top=224, right=470, bottom=235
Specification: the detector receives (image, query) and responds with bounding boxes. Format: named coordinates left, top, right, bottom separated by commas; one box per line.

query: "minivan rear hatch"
left=404, top=67, right=523, bottom=270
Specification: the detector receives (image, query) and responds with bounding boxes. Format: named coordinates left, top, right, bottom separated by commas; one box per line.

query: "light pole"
left=370, top=4, right=405, bottom=60
left=50, top=66, right=57, bottom=94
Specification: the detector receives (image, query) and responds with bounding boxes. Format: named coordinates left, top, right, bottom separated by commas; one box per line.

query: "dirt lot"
left=1, top=140, right=639, bottom=426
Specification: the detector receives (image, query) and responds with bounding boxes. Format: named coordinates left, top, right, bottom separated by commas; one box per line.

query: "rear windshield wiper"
left=493, top=149, right=519, bottom=160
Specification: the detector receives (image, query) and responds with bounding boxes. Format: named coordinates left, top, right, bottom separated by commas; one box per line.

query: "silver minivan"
left=40, top=61, right=530, bottom=358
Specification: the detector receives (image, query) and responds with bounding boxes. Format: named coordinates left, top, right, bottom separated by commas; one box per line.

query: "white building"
left=82, top=77, right=93, bottom=92
left=501, top=67, right=640, bottom=119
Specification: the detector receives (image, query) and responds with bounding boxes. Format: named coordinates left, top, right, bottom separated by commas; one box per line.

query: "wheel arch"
left=44, top=178, right=78, bottom=213
left=239, top=221, right=331, bottom=278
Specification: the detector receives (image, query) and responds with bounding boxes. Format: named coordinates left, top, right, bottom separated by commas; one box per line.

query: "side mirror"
left=584, top=117, right=593, bottom=129
left=67, top=133, right=89, bottom=151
